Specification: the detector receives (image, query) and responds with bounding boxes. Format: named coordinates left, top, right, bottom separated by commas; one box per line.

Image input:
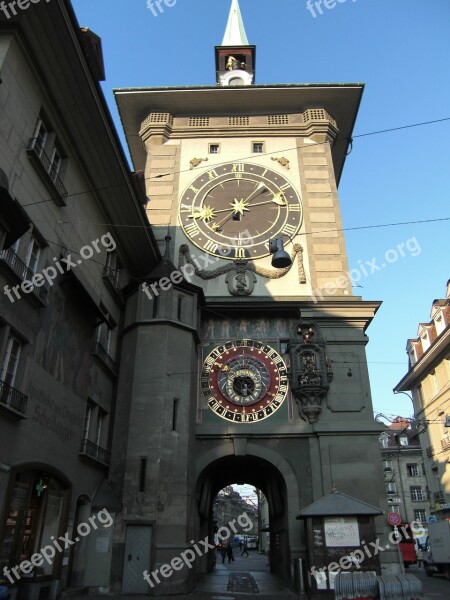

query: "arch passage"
left=196, top=455, right=291, bottom=581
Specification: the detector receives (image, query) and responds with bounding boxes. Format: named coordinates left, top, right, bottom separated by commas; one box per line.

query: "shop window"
left=0, top=469, right=68, bottom=578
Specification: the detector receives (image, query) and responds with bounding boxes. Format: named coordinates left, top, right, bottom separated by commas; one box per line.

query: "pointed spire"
left=222, top=0, right=249, bottom=46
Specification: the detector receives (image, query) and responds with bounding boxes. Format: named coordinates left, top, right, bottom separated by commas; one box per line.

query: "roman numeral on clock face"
left=289, top=204, right=301, bottom=212
left=208, top=170, right=219, bottom=180
left=185, top=223, right=200, bottom=237
left=232, top=163, right=245, bottom=173
left=204, top=240, right=219, bottom=253
left=281, top=223, right=298, bottom=237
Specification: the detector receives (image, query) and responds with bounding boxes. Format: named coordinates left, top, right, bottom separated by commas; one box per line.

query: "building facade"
left=395, top=280, right=450, bottom=520
left=109, top=0, right=399, bottom=595
left=379, top=418, right=429, bottom=530
left=0, top=1, right=405, bottom=597
left=0, top=3, right=159, bottom=599
left=212, top=487, right=258, bottom=536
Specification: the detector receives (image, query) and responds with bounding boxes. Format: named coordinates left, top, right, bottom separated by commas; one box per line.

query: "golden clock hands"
left=242, top=183, right=268, bottom=205
left=246, top=197, right=288, bottom=209
left=211, top=209, right=238, bottom=232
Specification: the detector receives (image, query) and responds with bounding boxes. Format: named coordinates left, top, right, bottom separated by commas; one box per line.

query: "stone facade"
left=379, top=419, right=429, bottom=530
left=395, top=281, right=450, bottom=521
left=0, top=5, right=159, bottom=600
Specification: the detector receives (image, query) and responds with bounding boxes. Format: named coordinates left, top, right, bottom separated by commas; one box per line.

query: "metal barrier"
left=334, top=572, right=423, bottom=600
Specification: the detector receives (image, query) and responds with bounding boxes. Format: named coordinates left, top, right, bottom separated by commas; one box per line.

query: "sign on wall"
left=324, top=517, right=360, bottom=547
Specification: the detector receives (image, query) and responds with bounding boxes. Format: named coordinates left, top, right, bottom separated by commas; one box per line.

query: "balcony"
left=26, top=138, right=68, bottom=206
left=434, top=491, right=446, bottom=503
left=91, top=341, right=117, bottom=376
left=426, top=446, right=435, bottom=458
left=0, top=379, right=27, bottom=418
left=441, top=438, right=450, bottom=451
left=102, top=265, right=124, bottom=304
left=0, top=247, right=49, bottom=305
left=79, top=438, right=110, bottom=466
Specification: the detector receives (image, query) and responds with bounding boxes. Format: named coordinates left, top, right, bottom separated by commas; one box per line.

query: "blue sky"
left=71, top=0, right=450, bottom=419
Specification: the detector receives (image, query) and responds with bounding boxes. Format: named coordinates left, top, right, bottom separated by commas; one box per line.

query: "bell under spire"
left=215, top=0, right=256, bottom=86
left=222, top=0, right=249, bottom=46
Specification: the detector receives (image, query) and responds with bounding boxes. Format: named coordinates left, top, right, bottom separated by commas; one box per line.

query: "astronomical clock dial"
left=201, top=339, right=289, bottom=423
left=179, top=162, right=302, bottom=260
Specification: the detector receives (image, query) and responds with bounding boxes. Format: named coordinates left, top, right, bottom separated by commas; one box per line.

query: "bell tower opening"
left=215, top=0, right=256, bottom=86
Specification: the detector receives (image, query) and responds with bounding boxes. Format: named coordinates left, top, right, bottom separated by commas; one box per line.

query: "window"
left=252, top=142, right=264, bottom=153
left=25, top=238, right=41, bottom=274
left=209, top=144, right=220, bottom=154
left=33, top=119, right=48, bottom=157
left=399, top=436, right=409, bottom=446
left=431, top=371, right=439, bottom=395
left=1, top=335, right=22, bottom=389
left=83, top=401, right=94, bottom=440
left=383, top=460, right=393, bottom=471
left=95, top=323, right=113, bottom=356
left=410, top=486, right=424, bottom=501
left=414, top=509, right=427, bottom=524
left=407, top=464, right=419, bottom=477
left=48, top=147, right=62, bottom=182
left=28, top=116, right=68, bottom=206
left=415, top=384, right=423, bottom=406
left=379, top=434, right=389, bottom=448
left=95, top=408, right=106, bottom=447
left=387, top=482, right=397, bottom=494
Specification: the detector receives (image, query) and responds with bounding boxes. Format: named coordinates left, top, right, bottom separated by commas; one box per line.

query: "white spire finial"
left=222, top=0, right=249, bottom=46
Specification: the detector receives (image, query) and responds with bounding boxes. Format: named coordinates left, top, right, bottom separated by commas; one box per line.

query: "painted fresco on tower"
left=200, top=317, right=292, bottom=340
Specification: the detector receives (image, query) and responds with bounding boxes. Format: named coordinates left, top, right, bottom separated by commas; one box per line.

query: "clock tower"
left=111, top=1, right=399, bottom=595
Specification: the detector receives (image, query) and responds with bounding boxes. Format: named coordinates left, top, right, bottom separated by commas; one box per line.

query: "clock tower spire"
left=215, top=0, right=256, bottom=86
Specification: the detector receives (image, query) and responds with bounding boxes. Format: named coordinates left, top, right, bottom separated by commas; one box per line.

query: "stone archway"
left=195, top=445, right=301, bottom=584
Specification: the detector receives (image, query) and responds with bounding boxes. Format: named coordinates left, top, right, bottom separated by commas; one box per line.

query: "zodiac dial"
left=201, top=340, right=289, bottom=423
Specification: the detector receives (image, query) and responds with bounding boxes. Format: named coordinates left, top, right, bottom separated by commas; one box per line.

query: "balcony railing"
left=434, top=491, right=446, bottom=503
left=79, top=438, right=110, bottom=465
left=426, top=446, right=435, bottom=458
left=27, top=138, right=68, bottom=206
left=0, top=379, right=27, bottom=415
left=441, top=438, right=450, bottom=451
left=0, top=248, right=49, bottom=304
left=92, top=341, right=117, bottom=375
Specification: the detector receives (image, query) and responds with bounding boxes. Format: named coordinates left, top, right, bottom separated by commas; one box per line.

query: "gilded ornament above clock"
left=179, top=162, right=303, bottom=260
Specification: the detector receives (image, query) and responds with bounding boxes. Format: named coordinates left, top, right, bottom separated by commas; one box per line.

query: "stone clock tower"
left=110, top=1, right=398, bottom=595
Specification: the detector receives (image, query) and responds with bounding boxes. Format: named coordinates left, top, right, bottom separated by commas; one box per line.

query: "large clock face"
left=179, top=162, right=302, bottom=260
left=201, top=339, right=289, bottom=423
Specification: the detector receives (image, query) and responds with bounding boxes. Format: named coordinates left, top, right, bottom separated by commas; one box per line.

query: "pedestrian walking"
left=220, top=543, right=227, bottom=563
left=241, top=540, right=249, bottom=557
left=226, top=543, right=234, bottom=563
